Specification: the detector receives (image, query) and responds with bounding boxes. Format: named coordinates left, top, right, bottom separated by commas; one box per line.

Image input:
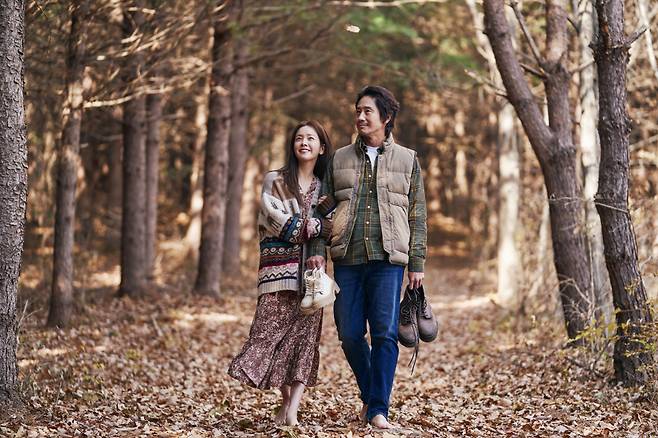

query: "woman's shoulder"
left=263, top=169, right=283, bottom=183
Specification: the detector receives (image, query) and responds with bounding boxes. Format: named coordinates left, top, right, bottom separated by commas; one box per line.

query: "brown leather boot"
left=398, top=287, right=419, bottom=348
left=416, top=286, right=438, bottom=342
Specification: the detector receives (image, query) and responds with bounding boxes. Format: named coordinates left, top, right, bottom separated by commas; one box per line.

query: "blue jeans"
left=333, top=261, right=404, bottom=421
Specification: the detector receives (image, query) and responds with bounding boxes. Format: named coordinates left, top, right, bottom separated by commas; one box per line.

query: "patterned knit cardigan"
left=257, top=171, right=332, bottom=296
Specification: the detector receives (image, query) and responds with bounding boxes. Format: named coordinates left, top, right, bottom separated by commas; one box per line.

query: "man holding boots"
left=307, top=85, right=428, bottom=429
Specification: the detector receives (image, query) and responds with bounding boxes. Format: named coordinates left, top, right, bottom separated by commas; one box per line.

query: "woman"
left=228, top=120, right=333, bottom=427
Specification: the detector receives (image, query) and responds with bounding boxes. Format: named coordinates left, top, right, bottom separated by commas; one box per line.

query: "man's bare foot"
left=370, top=414, right=394, bottom=429
left=359, top=404, right=368, bottom=423
left=274, top=404, right=288, bottom=425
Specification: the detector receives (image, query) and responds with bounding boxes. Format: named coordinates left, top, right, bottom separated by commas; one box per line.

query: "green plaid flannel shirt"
left=310, top=141, right=427, bottom=272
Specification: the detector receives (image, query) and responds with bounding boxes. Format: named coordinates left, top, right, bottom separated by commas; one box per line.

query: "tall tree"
left=222, top=36, right=249, bottom=276
left=119, top=0, right=147, bottom=297
left=466, top=0, right=522, bottom=308
left=577, top=0, right=611, bottom=324
left=0, top=0, right=27, bottom=404
left=592, top=0, right=654, bottom=386
left=193, top=1, right=232, bottom=297
left=145, top=90, right=162, bottom=282
left=47, top=0, right=89, bottom=328
left=483, top=0, right=593, bottom=339
left=184, top=13, right=213, bottom=256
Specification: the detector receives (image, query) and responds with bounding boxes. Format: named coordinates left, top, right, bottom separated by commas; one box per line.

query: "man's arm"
left=307, top=155, right=335, bottom=268
left=408, top=157, right=427, bottom=287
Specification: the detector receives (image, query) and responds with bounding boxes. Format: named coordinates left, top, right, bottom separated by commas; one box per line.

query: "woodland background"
left=1, top=0, right=658, bottom=436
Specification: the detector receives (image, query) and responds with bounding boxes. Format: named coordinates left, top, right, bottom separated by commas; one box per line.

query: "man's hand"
left=408, top=271, right=424, bottom=290
left=306, top=255, right=326, bottom=270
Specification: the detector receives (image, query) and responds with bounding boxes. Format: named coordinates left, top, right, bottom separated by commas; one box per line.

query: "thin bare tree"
left=0, top=0, right=27, bottom=404
left=592, top=0, right=654, bottom=386
left=483, top=0, right=593, bottom=340
left=193, top=1, right=233, bottom=297
left=119, top=0, right=147, bottom=297
left=223, top=36, right=250, bottom=276
left=47, top=0, right=89, bottom=328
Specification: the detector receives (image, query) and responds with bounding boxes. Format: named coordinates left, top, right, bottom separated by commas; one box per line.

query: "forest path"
left=4, top=257, right=657, bottom=437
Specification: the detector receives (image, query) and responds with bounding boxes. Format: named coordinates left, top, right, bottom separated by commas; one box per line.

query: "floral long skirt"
left=228, top=290, right=323, bottom=389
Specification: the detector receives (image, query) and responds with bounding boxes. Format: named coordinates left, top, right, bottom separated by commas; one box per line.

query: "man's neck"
left=362, top=132, right=386, bottom=148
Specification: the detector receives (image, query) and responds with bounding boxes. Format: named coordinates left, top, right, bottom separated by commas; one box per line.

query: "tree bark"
left=119, top=0, right=147, bottom=298
left=467, top=0, right=522, bottom=308
left=108, top=133, right=123, bottom=212
left=183, top=91, right=207, bottom=255
left=483, top=0, right=592, bottom=339
left=577, top=1, right=611, bottom=325
left=193, top=1, right=232, bottom=297
left=47, top=0, right=89, bottom=329
left=145, top=90, right=162, bottom=282
left=222, top=38, right=249, bottom=276
left=497, top=102, right=521, bottom=307
left=183, top=13, right=213, bottom=255
left=593, top=0, right=654, bottom=386
left=0, top=0, right=27, bottom=404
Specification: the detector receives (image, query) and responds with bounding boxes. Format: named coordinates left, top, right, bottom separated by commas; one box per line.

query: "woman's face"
left=293, top=125, right=324, bottom=164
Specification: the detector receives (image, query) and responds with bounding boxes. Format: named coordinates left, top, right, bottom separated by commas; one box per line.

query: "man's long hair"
left=279, top=120, right=333, bottom=205
left=355, top=85, right=400, bottom=137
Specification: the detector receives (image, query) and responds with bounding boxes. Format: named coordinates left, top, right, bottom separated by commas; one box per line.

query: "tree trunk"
left=47, top=0, right=88, bottom=329
left=593, top=0, right=654, bottom=386
left=0, top=0, right=27, bottom=404
left=222, top=39, right=249, bottom=276
left=108, top=132, right=123, bottom=212
left=145, top=91, right=162, bottom=282
left=119, top=1, right=147, bottom=298
left=183, top=92, right=207, bottom=255
left=497, top=102, right=521, bottom=307
left=467, top=0, right=522, bottom=308
left=183, top=15, right=213, bottom=255
left=577, top=1, right=611, bottom=325
left=193, top=1, right=232, bottom=297
left=483, top=0, right=592, bottom=340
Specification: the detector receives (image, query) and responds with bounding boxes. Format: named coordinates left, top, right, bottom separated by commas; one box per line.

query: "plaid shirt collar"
left=356, top=134, right=395, bottom=156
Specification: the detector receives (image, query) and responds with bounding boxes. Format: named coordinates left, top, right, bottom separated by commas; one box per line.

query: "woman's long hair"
left=279, top=120, right=333, bottom=204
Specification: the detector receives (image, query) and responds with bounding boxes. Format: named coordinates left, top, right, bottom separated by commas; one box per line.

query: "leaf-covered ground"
left=2, top=258, right=657, bottom=437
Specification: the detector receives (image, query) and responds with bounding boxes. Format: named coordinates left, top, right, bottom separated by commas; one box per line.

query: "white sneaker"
left=300, top=268, right=339, bottom=315
left=311, top=270, right=339, bottom=310
left=300, top=269, right=317, bottom=311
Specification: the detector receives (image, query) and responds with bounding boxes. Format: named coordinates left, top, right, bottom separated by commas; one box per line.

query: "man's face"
left=355, top=95, right=389, bottom=138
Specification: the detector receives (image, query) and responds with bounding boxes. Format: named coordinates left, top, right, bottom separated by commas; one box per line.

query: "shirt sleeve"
left=309, top=155, right=335, bottom=258
left=407, top=157, right=427, bottom=272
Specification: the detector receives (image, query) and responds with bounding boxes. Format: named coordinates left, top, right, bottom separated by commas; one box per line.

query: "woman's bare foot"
left=359, top=404, right=368, bottom=424
left=285, top=410, right=299, bottom=427
left=370, top=414, right=394, bottom=429
left=274, top=403, right=289, bottom=425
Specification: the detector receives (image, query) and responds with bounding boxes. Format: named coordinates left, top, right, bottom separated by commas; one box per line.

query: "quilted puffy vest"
left=330, top=137, right=416, bottom=265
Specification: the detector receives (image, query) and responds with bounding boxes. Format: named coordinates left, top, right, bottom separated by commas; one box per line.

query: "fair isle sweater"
left=257, top=171, right=331, bottom=296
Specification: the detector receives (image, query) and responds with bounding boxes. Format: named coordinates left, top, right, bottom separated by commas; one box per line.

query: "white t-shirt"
left=365, top=145, right=378, bottom=171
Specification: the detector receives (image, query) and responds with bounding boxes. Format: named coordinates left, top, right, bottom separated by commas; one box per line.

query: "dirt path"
left=3, top=259, right=657, bottom=437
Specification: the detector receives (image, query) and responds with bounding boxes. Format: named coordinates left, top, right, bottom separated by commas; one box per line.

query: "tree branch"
left=509, top=0, right=544, bottom=69
left=484, top=0, right=553, bottom=160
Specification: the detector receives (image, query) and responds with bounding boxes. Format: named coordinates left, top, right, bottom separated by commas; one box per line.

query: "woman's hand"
left=305, top=218, right=321, bottom=239
left=306, top=256, right=326, bottom=270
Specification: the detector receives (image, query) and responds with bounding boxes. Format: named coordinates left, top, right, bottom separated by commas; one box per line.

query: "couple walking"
left=228, top=85, right=427, bottom=429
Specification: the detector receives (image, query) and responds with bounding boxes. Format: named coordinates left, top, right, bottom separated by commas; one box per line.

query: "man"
left=308, top=85, right=427, bottom=429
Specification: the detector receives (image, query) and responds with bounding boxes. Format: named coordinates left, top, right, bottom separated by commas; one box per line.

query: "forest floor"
left=2, top=238, right=658, bottom=437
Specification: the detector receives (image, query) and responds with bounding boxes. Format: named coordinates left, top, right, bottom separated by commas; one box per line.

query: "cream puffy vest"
left=330, top=137, right=416, bottom=265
